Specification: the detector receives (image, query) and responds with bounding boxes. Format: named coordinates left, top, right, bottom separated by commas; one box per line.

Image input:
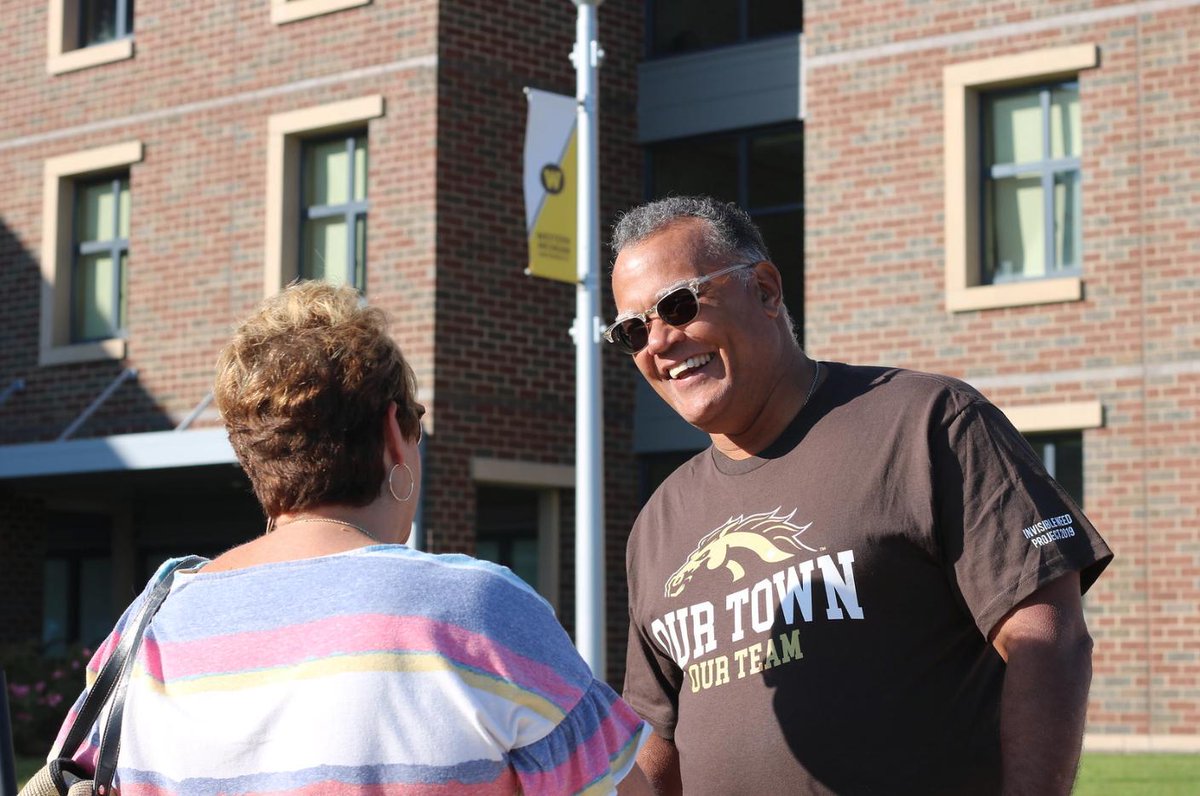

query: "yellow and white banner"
left=523, top=88, right=578, bottom=283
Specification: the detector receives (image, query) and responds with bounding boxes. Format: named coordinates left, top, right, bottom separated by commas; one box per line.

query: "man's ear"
left=752, top=261, right=785, bottom=317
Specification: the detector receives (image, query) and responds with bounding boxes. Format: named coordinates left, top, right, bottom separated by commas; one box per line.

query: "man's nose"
left=642, top=316, right=682, bottom=357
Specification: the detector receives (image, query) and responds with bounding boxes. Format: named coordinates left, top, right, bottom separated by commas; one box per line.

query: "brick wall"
left=804, top=1, right=1200, bottom=737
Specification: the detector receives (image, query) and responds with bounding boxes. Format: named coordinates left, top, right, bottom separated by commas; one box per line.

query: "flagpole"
left=570, top=0, right=605, bottom=677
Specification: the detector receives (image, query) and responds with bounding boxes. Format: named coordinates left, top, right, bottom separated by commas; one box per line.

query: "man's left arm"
left=989, top=571, right=1092, bottom=796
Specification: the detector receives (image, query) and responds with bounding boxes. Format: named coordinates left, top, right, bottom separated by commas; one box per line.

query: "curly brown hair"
left=214, top=281, right=421, bottom=518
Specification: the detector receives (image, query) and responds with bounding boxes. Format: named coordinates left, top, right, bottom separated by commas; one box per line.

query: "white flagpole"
left=570, top=0, right=605, bottom=677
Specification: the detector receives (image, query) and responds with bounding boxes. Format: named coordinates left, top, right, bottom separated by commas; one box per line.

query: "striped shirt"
left=53, top=547, right=648, bottom=795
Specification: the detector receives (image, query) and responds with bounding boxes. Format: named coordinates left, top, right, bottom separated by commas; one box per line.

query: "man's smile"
left=667, top=352, right=715, bottom=380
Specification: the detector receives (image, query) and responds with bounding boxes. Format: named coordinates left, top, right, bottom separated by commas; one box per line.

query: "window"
left=999, top=399, right=1102, bottom=508
left=299, top=133, right=368, bottom=290
left=476, top=486, right=541, bottom=591
left=264, top=96, right=383, bottom=297
left=40, top=141, right=142, bottom=365
left=1024, top=432, right=1084, bottom=506
left=41, top=512, right=114, bottom=654
left=271, top=0, right=371, bottom=25
left=982, top=83, right=1081, bottom=285
left=47, top=0, right=135, bottom=74
left=72, top=174, right=130, bottom=342
left=943, top=45, right=1097, bottom=312
left=649, top=0, right=801, bottom=57
left=648, top=124, right=804, bottom=342
left=80, top=0, right=133, bottom=48
left=469, top=458, right=570, bottom=609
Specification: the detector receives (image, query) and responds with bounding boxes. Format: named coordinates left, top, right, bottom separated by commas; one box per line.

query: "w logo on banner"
left=540, top=164, right=565, bottom=194
left=523, top=89, right=577, bottom=283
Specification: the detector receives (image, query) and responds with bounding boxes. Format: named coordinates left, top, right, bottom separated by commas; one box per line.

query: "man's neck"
left=711, top=351, right=818, bottom=460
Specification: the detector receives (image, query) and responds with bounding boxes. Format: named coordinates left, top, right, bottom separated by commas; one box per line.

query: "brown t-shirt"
left=623, top=363, right=1112, bottom=795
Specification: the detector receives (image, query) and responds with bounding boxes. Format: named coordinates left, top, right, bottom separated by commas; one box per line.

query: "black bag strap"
left=56, top=556, right=205, bottom=794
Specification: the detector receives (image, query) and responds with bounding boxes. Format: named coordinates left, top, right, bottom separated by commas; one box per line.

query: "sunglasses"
left=603, top=261, right=757, bottom=354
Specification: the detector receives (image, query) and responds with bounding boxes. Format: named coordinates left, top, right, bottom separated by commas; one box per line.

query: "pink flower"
left=34, top=681, right=45, bottom=693
left=51, top=669, right=65, bottom=680
left=8, top=683, right=30, bottom=698
left=46, top=693, right=64, bottom=707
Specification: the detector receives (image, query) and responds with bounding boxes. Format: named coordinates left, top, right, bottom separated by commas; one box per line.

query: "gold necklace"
left=272, top=517, right=384, bottom=544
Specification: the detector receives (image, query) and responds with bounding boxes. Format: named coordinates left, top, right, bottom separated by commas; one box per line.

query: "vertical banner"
left=523, top=88, right=578, bottom=283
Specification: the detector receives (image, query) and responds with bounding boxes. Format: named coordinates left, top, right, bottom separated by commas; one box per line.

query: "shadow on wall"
left=0, top=215, right=182, bottom=446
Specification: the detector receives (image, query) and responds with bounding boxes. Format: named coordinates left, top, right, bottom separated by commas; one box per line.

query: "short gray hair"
left=611, top=196, right=769, bottom=272
left=610, top=195, right=798, bottom=342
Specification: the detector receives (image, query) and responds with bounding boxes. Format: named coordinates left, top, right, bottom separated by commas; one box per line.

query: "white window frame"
left=46, top=0, right=134, bottom=75
left=270, top=0, right=371, bottom=25
left=40, top=141, right=143, bottom=366
left=263, top=96, right=384, bottom=297
left=943, top=44, right=1097, bottom=313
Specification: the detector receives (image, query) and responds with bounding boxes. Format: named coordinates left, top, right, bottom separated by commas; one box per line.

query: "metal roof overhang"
left=0, top=428, right=237, bottom=479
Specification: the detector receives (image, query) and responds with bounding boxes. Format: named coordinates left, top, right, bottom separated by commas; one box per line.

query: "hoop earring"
left=388, top=463, right=415, bottom=502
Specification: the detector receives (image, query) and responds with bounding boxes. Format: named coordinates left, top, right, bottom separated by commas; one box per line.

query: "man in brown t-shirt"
left=607, top=196, right=1112, bottom=795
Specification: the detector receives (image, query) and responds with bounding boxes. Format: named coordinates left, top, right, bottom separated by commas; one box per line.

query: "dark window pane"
left=753, top=210, right=804, bottom=343
left=747, top=0, right=803, bottom=38
left=81, top=0, right=127, bottom=46
left=650, top=137, right=739, bottom=203
left=748, top=129, right=803, bottom=208
left=1025, top=433, right=1084, bottom=506
left=475, top=486, right=541, bottom=592
left=652, top=0, right=738, bottom=56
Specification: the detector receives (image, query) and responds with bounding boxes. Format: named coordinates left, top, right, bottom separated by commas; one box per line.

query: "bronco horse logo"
left=664, top=508, right=821, bottom=598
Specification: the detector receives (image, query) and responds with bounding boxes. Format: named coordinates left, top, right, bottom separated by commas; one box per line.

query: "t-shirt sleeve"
left=935, top=400, right=1113, bottom=638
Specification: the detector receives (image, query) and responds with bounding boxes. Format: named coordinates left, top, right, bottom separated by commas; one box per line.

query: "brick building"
left=1, top=0, right=1198, bottom=753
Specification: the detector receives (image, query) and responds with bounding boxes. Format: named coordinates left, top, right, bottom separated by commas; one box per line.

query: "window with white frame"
left=264, top=96, right=383, bottom=297
left=299, top=132, right=368, bottom=290
left=982, top=82, right=1081, bottom=285
left=942, top=45, right=1097, bottom=313
left=71, top=173, right=130, bottom=342
left=40, top=141, right=142, bottom=365
left=47, top=0, right=135, bottom=74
